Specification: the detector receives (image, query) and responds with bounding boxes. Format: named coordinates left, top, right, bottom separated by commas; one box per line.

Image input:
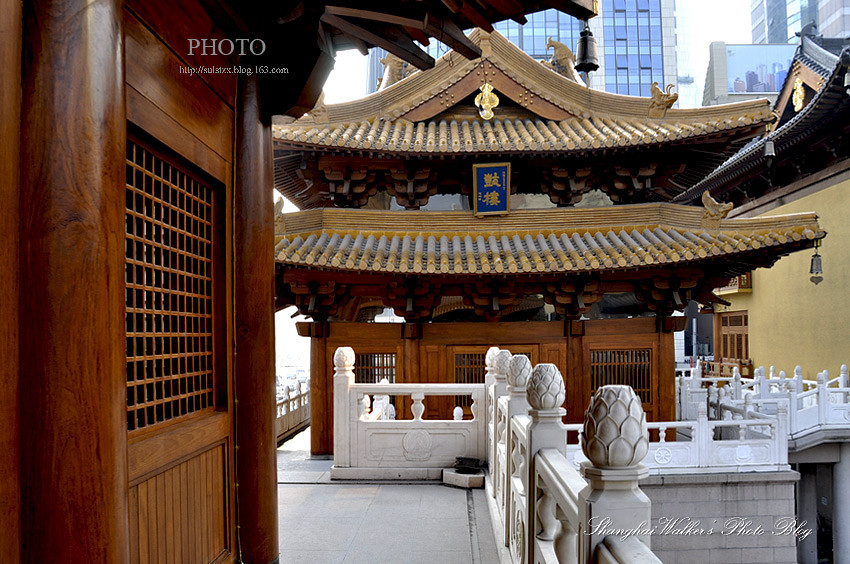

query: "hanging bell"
left=810, top=251, right=823, bottom=275
left=809, top=240, right=823, bottom=284
left=575, top=20, right=599, bottom=74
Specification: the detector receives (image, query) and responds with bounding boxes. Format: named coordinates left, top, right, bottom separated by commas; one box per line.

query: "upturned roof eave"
left=675, top=47, right=850, bottom=204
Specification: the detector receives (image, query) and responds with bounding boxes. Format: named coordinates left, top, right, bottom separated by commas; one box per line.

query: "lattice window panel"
left=354, top=353, right=396, bottom=384
left=453, top=352, right=485, bottom=408
left=590, top=349, right=652, bottom=404
left=125, top=139, right=215, bottom=433
left=452, top=351, right=531, bottom=408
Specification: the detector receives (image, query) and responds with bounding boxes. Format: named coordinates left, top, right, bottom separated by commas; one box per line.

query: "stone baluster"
left=411, top=392, right=425, bottom=421
left=579, top=385, right=651, bottom=562
left=333, top=347, right=355, bottom=469
left=526, top=363, right=568, bottom=564
left=453, top=406, right=463, bottom=421
left=536, top=484, right=558, bottom=540
left=658, top=426, right=667, bottom=443
left=360, top=394, right=371, bottom=420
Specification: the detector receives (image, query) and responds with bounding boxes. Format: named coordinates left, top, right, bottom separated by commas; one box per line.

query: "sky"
left=275, top=1, right=757, bottom=376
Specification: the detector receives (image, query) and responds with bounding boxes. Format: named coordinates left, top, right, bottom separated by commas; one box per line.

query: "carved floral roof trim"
left=274, top=206, right=823, bottom=275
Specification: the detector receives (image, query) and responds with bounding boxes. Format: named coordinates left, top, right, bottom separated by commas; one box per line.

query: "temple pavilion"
left=272, top=30, right=826, bottom=455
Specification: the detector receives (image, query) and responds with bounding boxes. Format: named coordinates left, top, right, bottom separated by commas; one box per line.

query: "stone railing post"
left=579, top=385, right=651, bottom=562
left=818, top=371, right=829, bottom=424
left=732, top=367, right=742, bottom=399
left=493, top=349, right=511, bottom=399
left=504, top=354, right=532, bottom=547
left=507, top=355, right=532, bottom=417
left=492, top=350, right=512, bottom=524
left=333, top=347, right=355, bottom=469
left=486, top=346, right=501, bottom=494
left=485, top=346, right=501, bottom=387
left=526, top=363, right=568, bottom=564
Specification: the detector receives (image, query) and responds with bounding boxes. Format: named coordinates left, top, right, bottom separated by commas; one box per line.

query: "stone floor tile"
left=278, top=550, right=347, bottom=564
left=409, top=551, right=472, bottom=564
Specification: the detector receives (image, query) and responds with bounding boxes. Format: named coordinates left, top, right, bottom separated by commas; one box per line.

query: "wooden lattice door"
left=124, top=135, right=233, bottom=563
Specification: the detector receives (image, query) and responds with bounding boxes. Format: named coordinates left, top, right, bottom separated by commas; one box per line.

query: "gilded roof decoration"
left=274, top=205, right=823, bottom=276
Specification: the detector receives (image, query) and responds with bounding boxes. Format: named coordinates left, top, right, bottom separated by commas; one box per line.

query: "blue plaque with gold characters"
left=473, top=163, right=510, bottom=216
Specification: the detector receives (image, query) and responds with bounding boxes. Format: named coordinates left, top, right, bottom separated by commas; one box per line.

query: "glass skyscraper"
left=365, top=0, right=678, bottom=98
left=751, top=0, right=822, bottom=44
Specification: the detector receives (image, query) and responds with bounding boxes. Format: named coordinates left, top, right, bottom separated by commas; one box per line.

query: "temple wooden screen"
left=449, top=346, right=534, bottom=414
left=589, top=348, right=653, bottom=404
left=354, top=352, right=397, bottom=384
left=125, top=139, right=216, bottom=433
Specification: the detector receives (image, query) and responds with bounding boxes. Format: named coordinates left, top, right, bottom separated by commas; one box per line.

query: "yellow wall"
left=715, top=179, right=850, bottom=378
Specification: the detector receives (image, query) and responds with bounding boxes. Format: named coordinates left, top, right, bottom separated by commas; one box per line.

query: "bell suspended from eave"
left=575, top=20, right=599, bottom=74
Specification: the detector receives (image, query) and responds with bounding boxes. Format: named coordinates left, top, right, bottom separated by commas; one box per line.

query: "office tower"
left=365, top=0, right=677, bottom=98
left=751, top=0, right=850, bottom=43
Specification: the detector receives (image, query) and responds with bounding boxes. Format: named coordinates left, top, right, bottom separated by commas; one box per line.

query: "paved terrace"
left=277, top=428, right=501, bottom=564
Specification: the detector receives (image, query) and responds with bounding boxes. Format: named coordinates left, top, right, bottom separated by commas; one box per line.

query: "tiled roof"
left=274, top=206, right=823, bottom=275
left=272, top=112, right=771, bottom=155
left=272, top=30, right=773, bottom=156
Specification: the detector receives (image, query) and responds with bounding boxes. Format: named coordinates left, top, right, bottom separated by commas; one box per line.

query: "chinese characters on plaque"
left=473, top=163, right=510, bottom=216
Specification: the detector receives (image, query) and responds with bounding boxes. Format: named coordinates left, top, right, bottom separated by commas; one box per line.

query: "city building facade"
left=752, top=0, right=850, bottom=43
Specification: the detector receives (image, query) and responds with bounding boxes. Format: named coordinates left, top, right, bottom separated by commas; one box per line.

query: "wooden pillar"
left=309, top=323, right=330, bottom=455
left=565, top=320, right=585, bottom=422
left=0, top=0, right=22, bottom=560
left=234, top=71, right=279, bottom=564
left=403, top=323, right=421, bottom=383
left=657, top=316, right=680, bottom=422
left=19, top=0, right=128, bottom=561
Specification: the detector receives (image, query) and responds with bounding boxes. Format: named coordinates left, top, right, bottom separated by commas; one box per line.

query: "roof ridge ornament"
left=701, top=191, right=733, bottom=229
left=541, top=37, right=584, bottom=84
left=648, top=82, right=678, bottom=118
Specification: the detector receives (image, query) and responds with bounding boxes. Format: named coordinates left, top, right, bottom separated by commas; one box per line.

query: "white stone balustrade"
left=565, top=399, right=789, bottom=473
left=331, top=346, right=487, bottom=480
left=679, top=361, right=850, bottom=441
left=487, top=352, right=658, bottom=564
left=275, top=376, right=311, bottom=442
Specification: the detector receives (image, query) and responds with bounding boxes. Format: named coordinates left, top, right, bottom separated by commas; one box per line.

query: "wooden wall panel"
left=128, top=444, right=228, bottom=564
left=124, top=11, right=233, bottom=164
left=124, top=0, right=237, bottom=104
